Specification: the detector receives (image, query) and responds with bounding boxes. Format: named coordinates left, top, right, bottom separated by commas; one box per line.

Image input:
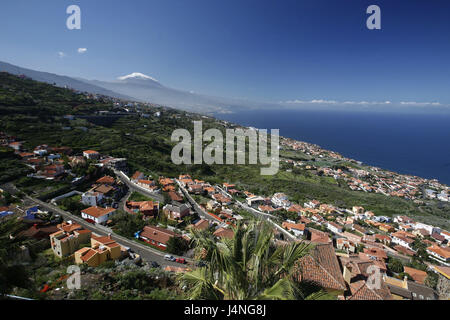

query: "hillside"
left=0, top=72, right=449, bottom=228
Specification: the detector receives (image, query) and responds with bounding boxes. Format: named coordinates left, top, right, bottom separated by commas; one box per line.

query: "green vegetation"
left=0, top=219, right=31, bottom=295
left=128, top=191, right=154, bottom=202
left=387, top=257, right=404, bottom=274
left=58, top=195, right=87, bottom=216
left=0, top=151, right=31, bottom=184
left=166, top=236, right=189, bottom=256
left=1, top=72, right=449, bottom=228
left=14, top=176, right=71, bottom=200
left=179, top=220, right=326, bottom=300
left=424, top=271, right=439, bottom=289
left=111, top=211, right=146, bottom=238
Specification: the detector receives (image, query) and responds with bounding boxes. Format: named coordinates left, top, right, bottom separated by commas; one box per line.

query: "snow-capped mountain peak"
left=117, top=72, right=158, bottom=82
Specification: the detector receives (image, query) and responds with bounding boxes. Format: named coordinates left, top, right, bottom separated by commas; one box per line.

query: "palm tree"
left=178, top=220, right=325, bottom=300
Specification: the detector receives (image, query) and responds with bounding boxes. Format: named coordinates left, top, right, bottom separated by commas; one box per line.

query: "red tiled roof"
left=58, top=222, right=83, bottom=233
left=394, top=245, right=415, bottom=256
left=131, top=171, right=143, bottom=180
left=347, top=280, right=392, bottom=300
left=363, top=247, right=388, bottom=260
left=296, top=243, right=346, bottom=291
left=82, top=206, right=115, bottom=218
left=96, top=176, right=115, bottom=185
left=404, top=266, right=427, bottom=284
left=309, top=228, right=331, bottom=243
left=138, top=179, right=154, bottom=185
left=427, top=245, right=450, bottom=259
left=94, top=184, right=114, bottom=194
left=168, top=191, right=183, bottom=202
left=213, top=227, right=234, bottom=239
left=140, top=225, right=177, bottom=245
left=193, top=219, right=209, bottom=231
left=80, top=248, right=97, bottom=262
left=282, top=222, right=306, bottom=232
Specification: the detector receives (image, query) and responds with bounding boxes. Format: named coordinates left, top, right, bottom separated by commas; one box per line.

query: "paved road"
left=113, top=170, right=164, bottom=202
left=214, top=185, right=296, bottom=241
left=175, top=179, right=222, bottom=224
left=27, top=196, right=192, bottom=268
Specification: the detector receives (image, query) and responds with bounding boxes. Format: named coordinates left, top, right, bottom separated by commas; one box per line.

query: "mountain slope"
left=83, top=73, right=271, bottom=114
left=0, top=61, right=135, bottom=101
left=0, top=61, right=273, bottom=114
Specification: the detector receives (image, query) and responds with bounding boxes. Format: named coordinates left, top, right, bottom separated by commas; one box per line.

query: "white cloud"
left=400, top=101, right=441, bottom=106
left=77, top=48, right=87, bottom=54
left=283, top=99, right=442, bottom=107
left=57, top=51, right=66, bottom=58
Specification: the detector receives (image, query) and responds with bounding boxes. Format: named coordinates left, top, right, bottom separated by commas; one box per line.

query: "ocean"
left=215, top=109, right=450, bottom=186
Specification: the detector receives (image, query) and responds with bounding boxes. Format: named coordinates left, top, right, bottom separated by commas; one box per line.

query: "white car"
left=164, top=254, right=175, bottom=261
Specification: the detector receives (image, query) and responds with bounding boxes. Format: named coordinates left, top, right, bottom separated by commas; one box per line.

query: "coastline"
left=214, top=109, right=450, bottom=187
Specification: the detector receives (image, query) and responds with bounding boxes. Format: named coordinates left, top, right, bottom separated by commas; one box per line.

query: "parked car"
left=164, top=254, right=175, bottom=261
left=151, top=261, right=160, bottom=268
left=175, top=258, right=186, bottom=264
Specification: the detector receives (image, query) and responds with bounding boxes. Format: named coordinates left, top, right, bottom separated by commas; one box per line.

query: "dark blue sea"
left=215, top=109, right=450, bottom=186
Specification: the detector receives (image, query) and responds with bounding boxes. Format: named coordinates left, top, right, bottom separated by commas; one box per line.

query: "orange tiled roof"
left=193, top=219, right=209, bottom=231
left=80, top=248, right=97, bottom=262
left=282, top=222, right=306, bottom=232
left=309, top=229, right=331, bottom=243
left=96, top=176, right=115, bottom=185
left=213, top=227, right=234, bottom=239
left=82, top=206, right=115, bottom=218
left=427, top=245, right=450, bottom=259
left=347, top=280, right=392, bottom=300
left=94, top=184, right=114, bottom=194
left=140, top=225, right=177, bottom=245
left=403, top=266, right=427, bottom=284
left=296, top=243, right=346, bottom=291
left=131, top=171, right=143, bottom=180
left=58, top=222, right=83, bottom=233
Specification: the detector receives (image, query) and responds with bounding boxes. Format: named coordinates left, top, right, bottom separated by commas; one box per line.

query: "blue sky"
left=1, top=0, right=450, bottom=106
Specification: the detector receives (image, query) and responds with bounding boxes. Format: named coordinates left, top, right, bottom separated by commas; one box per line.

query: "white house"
left=304, top=200, right=320, bottom=209
left=282, top=221, right=306, bottom=237
left=426, top=246, right=450, bottom=266
left=271, top=193, right=291, bottom=209
left=81, top=206, right=116, bottom=225
left=327, top=221, right=343, bottom=234
left=137, top=179, right=160, bottom=192
left=391, top=234, right=414, bottom=250
left=413, top=222, right=440, bottom=235
left=440, top=230, right=450, bottom=242
left=246, top=196, right=266, bottom=207
left=83, top=150, right=100, bottom=160
left=394, top=215, right=414, bottom=225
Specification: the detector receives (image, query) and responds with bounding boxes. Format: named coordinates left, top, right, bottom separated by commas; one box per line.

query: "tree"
left=424, top=271, right=438, bottom=289
left=111, top=211, right=146, bottom=238
left=166, top=236, right=189, bottom=255
left=388, top=258, right=404, bottom=274
left=397, top=272, right=412, bottom=281
left=0, top=219, right=32, bottom=295
left=178, top=220, right=326, bottom=300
